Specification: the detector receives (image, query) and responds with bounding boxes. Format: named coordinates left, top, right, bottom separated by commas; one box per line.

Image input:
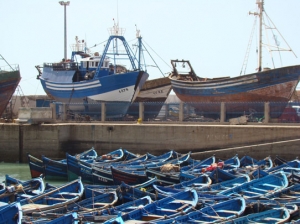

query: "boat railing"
left=44, top=62, right=78, bottom=71
left=0, top=64, right=19, bottom=72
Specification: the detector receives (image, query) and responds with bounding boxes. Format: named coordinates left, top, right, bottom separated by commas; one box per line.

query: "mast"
left=257, top=0, right=263, bottom=72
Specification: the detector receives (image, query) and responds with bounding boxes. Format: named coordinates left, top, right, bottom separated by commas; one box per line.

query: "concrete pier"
left=0, top=122, right=299, bottom=162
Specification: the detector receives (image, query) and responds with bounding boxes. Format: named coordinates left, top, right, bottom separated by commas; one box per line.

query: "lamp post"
left=59, top=1, right=70, bottom=61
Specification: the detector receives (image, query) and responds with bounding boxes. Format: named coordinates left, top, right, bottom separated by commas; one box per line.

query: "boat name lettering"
left=119, top=88, right=128, bottom=93
left=153, top=90, right=163, bottom=95
left=97, top=177, right=108, bottom=182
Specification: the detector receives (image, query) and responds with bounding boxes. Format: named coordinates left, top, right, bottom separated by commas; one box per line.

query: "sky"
left=1, top=0, right=300, bottom=96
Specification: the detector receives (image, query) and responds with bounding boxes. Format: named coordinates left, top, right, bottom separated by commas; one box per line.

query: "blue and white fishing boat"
left=105, top=189, right=198, bottom=223
left=224, top=207, right=290, bottom=224
left=20, top=178, right=84, bottom=215
left=0, top=175, right=45, bottom=203
left=0, top=202, right=22, bottom=224
left=36, top=22, right=148, bottom=118
left=217, top=171, right=288, bottom=199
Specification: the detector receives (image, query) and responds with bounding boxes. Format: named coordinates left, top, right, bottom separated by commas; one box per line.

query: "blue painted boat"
left=224, top=207, right=290, bottom=224
left=22, top=212, right=78, bottom=224
left=148, top=197, right=246, bottom=224
left=36, top=24, right=148, bottom=119
left=217, top=171, right=288, bottom=199
left=111, top=166, right=149, bottom=185
left=42, top=156, right=68, bottom=181
left=27, top=147, right=97, bottom=181
left=116, top=182, right=165, bottom=203
left=199, top=175, right=250, bottom=193
left=245, top=199, right=298, bottom=218
left=208, top=167, right=239, bottom=184
left=105, top=189, right=198, bottom=223
left=240, top=155, right=273, bottom=170
left=31, top=191, right=118, bottom=216
left=20, top=178, right=84, bottom=215
left=170, top=175, right=212, bottom=190
left=0, top=175, right=45, bottom=203
left=219, top=154, right=240, bottom=170
left=180, top=155, right=215, bottom=172
left=27, top=153, right=44, bottom=178
left=0, top=202, right=22, bottom=224
left=80, top=196, right=152, bottom=222
left=267, top=159, right=300, bottom=173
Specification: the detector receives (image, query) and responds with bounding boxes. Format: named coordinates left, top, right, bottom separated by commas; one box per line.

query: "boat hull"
left=127, top=77, right=172, bottom=119
left=0, top=70, right=21, bottom=117
left=170, top=65, right=300, bottom=118
left=40, top=68, right=148, bottom=118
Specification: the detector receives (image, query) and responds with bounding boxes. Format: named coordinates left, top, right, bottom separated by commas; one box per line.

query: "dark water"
left=0, top=163, right=66, bottom=186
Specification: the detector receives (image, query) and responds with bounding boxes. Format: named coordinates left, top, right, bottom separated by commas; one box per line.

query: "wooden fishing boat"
left=149, top=197, right=246, bottom=224
left=0, top=175, right=45, bottom=203
left=22, top=212, right=78, bottom=224
left=0, top=54, right=21, bottom=118
left=116, top=182, right=165, bottom=203
left=217, top=171, right=288, bottom=199
left=208, top=167, right=239, bottom=184
left=27, top=147, right=97, bottom=180
left=0, top=202, right=22, bottom=224
left=42, top=156, right=68, bottom=181
left=79, top=196, right=152, bottom=222
left=245, top=199, right=299, bottom=219
left=224, top=207, right=290, bottom=224
left=198, top=175, right=250, bottom=193
left=111, top=166, right=149, bottom=185
left=240, top=155, right=273, bottom=170
left=27, top=153, right=44, bottom=178
left=165, top=175, right=212, bottom=190
left=105, top=189, right=198, bottom=223
left=20, top=178, right=84, bottom=215
left=31, top=191, right=118, bottom=217
left=180, top=155, right=215, bottom=172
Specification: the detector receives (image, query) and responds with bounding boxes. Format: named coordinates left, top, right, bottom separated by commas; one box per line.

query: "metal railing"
left=49, top=101, right=300, bottom=124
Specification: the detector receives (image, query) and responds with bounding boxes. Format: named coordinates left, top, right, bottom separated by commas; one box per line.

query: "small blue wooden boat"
left=95, top=148, right=124, bottom=162
left=42, top=156, right=68, bottom=181
left=264, top=182, right=300, bottom=201
left=92, top=165, right=114, bottom=185
left=27, top=153, right=44, bottom=178
left=27, top=147, right=97, bottom=181
left=110, top=166, right=149, bottom=185
left=208, top=167, right=239, bottom=184
left=166, top=175, right=212, bottom=190
left=22, top=212, right=78, bottom=224
left=217, top=171, right=288, bottom=199
left=180, top=155, right=216, bottom=172
left=20, top=178, right=84, bottom=215
left=66, top=153, right=95, bottom=183
left=84, top=184, right=118, bottom=198
left=224, top=207, right=290, bottom=224
left=245, top=199, right=298, bottom=218
left=31, top=191, right=118, bottom=217
left=0, top=175, right=45, bottom=203
left=240, top=155, right=273, bottom=170
left=80, top=196, right=152, bottom=222
left=267, top=159, right=300, bottom=173
left=146, top=168, right=181, bottom=185
left=116, top=182, right=165, bottom=203
left=105, top=189, right=198, bottom=223
left=149, top=197, right=246, bottom=224
left=220, top=154, right=240, bottom=170
left=0, top=202, right=22, bottom=224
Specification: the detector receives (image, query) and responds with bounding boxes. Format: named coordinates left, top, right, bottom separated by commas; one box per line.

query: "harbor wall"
left=0, top=123, right=299, bottom=162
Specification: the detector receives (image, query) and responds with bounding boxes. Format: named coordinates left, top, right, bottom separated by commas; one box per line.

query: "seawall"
left=1, top=123, right=299, bottom=162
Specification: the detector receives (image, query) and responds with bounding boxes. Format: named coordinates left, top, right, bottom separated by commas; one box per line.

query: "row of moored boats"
left=1, top=148, right=300, bottom=223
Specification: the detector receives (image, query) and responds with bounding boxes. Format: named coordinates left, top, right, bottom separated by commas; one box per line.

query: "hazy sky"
left=1, top=0, right=300, bottom=96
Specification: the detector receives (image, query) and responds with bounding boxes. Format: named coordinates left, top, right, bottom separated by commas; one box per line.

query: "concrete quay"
left=1, top=122, right=299, bottom=163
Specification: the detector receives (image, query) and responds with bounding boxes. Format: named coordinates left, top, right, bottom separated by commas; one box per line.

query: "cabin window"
left=96, top=62, right=99, bottom=67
